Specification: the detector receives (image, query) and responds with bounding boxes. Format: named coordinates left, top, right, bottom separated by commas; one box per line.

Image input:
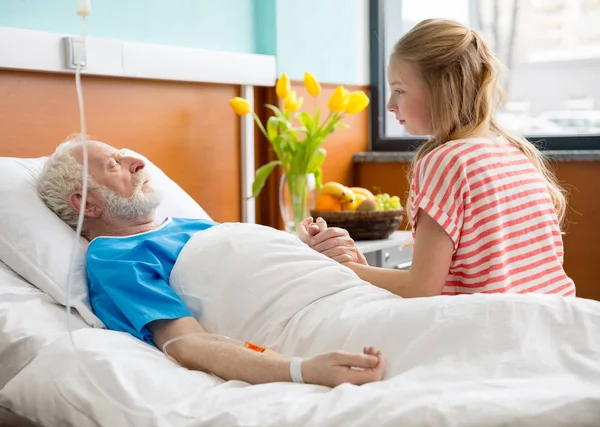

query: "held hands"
left=302, top=346, right=386, bottom=387
left=297, top=217, right=368, bottom=265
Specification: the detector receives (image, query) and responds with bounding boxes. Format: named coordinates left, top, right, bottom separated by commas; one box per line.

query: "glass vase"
left=279, top=173, right=317, bottom=234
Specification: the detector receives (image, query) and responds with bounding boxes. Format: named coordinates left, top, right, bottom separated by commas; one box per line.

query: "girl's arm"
left=344, top=209, right=454, bottom=298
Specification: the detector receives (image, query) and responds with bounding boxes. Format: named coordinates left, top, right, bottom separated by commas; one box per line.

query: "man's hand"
left=297, top=217, right=369, bottom=265
left=303, top=346, right=386, bottom=387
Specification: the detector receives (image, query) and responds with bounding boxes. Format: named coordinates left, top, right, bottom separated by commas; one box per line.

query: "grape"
left=373, top=193, right=402, bottom=210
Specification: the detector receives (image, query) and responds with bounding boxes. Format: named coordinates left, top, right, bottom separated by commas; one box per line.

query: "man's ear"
left=68, top=192, right=102, bottom=218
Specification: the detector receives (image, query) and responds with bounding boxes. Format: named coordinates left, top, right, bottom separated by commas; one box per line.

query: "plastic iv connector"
left=162, top=333, right=267, bottom=365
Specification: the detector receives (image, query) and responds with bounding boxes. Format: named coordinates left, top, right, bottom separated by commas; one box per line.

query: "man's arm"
left=343, top=209, right=454, bottom=298
left=149, top=316, right=386, bottom=387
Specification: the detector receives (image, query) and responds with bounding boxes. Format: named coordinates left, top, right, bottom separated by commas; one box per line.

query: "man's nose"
left=127, top=157, right=145, bottom=174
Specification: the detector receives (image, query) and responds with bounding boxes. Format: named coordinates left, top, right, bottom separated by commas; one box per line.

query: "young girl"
left=299, top=19, right=575, bottom=298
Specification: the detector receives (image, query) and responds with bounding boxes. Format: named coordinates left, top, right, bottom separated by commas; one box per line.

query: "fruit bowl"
left=309, top=208, right=404, bottom=241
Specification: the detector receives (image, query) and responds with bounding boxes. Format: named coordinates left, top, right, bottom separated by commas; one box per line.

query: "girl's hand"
left=297, top=217, right=369, bottom=265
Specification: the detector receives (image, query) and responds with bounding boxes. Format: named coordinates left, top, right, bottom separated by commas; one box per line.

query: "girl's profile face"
left=387, top=58, right=432, bottom=136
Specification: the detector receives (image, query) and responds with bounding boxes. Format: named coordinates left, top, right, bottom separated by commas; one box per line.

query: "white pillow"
left=0, top=149, right=212, bottom=327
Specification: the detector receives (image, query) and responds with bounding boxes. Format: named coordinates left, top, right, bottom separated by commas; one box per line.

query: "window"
left=369, top=0, right=600, bottom=151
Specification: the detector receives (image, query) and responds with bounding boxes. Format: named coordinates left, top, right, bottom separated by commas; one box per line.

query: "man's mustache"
left=133, top=170, right=150, bottom=189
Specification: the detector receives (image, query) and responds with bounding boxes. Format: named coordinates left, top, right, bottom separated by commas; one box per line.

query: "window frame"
left=368, top=0, right=600, bottom=152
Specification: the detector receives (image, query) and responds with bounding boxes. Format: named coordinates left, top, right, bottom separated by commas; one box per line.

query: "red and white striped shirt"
left=409, top=137, right=575, bottom=296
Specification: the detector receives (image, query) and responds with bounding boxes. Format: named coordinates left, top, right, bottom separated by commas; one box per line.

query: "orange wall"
left=0, top=69, right=241, bottom=223
left=555, top=162, right=600, bottom=301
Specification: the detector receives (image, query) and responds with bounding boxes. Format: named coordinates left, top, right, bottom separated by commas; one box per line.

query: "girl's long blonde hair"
left=392, top=19, right=566, bottom=225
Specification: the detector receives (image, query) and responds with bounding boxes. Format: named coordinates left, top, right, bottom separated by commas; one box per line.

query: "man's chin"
left=140, top=184, right=161, bottom=198
left=147, top=189, right=165, bottom=208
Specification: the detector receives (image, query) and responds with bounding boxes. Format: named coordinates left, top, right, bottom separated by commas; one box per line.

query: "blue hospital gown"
left=87, top=217, right=218, bottom=343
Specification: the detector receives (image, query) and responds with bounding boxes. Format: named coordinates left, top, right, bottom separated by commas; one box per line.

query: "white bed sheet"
left=2, top=291, right=600, bottom=427
left=0, top=260, right=89, bottom=389
left=1, top=223, right=600, bottom=427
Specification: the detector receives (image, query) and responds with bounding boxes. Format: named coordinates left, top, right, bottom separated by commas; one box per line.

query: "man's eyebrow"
left=102, top=151, right=117, bottom=163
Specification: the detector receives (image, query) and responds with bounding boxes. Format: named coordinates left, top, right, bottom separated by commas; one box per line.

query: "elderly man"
left=37, top=136, right=385, bottom=388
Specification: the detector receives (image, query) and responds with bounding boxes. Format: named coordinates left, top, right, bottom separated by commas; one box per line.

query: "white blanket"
left=2, top=223, right=600, bottom=427
left=171, top=224, right=600, bottom=378
left=170, top=222, right=370, bottom=346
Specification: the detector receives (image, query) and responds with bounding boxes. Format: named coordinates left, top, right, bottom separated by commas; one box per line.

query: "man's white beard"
left=97, top=172, right=163, bottom=220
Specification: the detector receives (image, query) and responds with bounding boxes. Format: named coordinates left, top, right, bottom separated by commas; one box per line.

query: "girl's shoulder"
left=415, top=136, right=519, bottom=181
left=437, top=135, right=512, bottom=153
left=419, top=136, right=513, bottom=165
left=415, top=138, right=478, bottom=169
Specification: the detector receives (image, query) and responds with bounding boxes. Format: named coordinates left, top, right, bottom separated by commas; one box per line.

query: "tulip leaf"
left=267, top=116, right=279, bottom=140
left=285, top=132, right=298, bottom=152
left=299, top=112, right=314, bottom=136
left=334, top=123, right=350, bottom=130
left=314, top=167, right=323, bottom=190
left=251, top=160, right=281, bottom=198
left=307, top=135, right=324, bottom=157
left=307, top=147, right=327, bottom=174
left=265, top=104, right=284, bottom=119
left=272, top=135, right=284, bottom=161
left=274, top=116, right=293, bottom=132
left=321, top=114, right=339, bottom=137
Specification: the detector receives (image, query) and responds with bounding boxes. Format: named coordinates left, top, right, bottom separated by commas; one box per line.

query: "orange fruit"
left=315, top=194, right=342, bottom=211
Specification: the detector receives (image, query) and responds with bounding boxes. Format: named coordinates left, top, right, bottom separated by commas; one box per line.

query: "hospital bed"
left=1, top=152, right=600, bottom=427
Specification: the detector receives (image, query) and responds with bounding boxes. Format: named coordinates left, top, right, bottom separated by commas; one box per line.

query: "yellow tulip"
left=304, top=72, right=321, bottom=97
left=276, top=73, right=291, bottom=99
left=328, top=85, right=350, bottom=113
left=344, top=91, right=370, bottom=114
left=284, top=91, right=304, bottom=112
left=229, top=97, right=251, bottom=116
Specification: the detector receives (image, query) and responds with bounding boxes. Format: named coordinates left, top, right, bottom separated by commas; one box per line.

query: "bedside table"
left=354, top=231, right=413, bottom=270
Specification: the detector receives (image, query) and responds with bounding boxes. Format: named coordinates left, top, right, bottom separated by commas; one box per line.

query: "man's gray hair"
left=37, top=135, right=97, bottom=229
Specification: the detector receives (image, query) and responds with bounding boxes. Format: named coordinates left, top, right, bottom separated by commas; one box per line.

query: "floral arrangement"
left=230, top=72, right=370, bottom=230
